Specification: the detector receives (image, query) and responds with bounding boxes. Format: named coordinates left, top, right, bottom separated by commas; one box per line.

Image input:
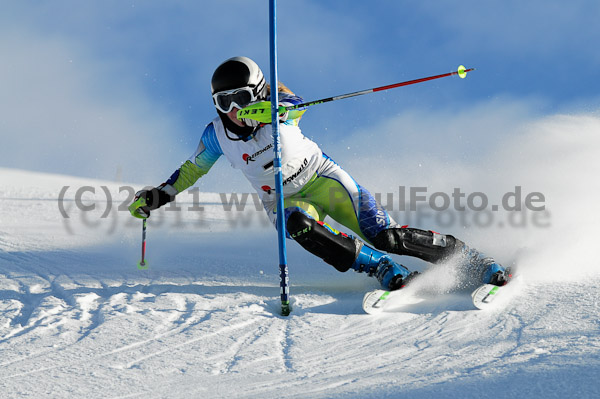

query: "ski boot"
left=284, top=210, right=419, bottom=290
left=352, top=245, right=419, bottom=291
left=486, top=266, right=513, bottom=286
left=463, top=246, right=511, bottom=286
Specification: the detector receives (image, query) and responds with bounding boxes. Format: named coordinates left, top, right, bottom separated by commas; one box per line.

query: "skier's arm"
left=237, top=86, right=306, bottom=127
left=129, top=123, right=223, bottom=218
left=166, top=123, right=222, bottom=193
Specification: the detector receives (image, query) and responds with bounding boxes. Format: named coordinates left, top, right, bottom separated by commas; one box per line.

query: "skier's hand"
left=278, top=107, right=289, bottom=122
left=128, top=184, right=176, bottom=219
left=128, top=190, right=152, bottom=219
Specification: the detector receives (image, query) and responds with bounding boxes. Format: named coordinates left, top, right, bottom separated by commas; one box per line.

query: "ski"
left=362, top=289, right=392, bottom=314
left=362, top=288, right=425, bottom=314
left=365, top=271, right=518, bottom=314
left=471, top=268, right=518, bottom=309
left=471, top=283, right=506, bottom=309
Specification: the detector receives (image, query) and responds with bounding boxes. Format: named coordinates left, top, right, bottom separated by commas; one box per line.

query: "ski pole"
left=286, top=65, right=474, bottom=112
left=137, top=218, right=148, bottom=270
left=237, top=66, right=474, bottom=122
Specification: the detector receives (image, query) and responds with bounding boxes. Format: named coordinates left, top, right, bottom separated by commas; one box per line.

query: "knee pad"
left=371, top=227, right=464, bottom=264
left=286, top=211, right=360, bottom=272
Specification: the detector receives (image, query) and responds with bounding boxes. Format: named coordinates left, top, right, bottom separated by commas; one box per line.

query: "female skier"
left=129, top=56, right=510, bottom=291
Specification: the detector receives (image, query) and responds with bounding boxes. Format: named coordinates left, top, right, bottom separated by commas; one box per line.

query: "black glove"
left=128, top=184, right=176, bottom=219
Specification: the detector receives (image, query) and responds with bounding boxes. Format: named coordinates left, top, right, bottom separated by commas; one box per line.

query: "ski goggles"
left=212, top=86, right=257, bottom=114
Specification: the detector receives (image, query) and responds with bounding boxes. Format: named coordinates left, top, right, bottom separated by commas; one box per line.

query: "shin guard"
left=286, top=211, right=360, bottom=272
left=372, top=227, right=465, bottom=264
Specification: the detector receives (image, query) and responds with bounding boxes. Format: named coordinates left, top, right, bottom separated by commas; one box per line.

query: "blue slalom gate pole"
left=269, top=0, right=290, bottom=316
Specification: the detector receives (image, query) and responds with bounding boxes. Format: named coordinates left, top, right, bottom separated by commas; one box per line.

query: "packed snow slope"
left=1, top=111, right=600, bottom=398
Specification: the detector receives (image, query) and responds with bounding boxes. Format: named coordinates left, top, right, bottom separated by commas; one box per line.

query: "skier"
left=129, top=56, right=510, bottom=291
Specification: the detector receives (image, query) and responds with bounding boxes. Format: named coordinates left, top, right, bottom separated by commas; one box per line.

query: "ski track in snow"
left=0, top=168, right=599, bottom=398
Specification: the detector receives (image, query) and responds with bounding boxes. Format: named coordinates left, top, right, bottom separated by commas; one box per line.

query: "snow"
left=1, top=165, right=599, bottom=399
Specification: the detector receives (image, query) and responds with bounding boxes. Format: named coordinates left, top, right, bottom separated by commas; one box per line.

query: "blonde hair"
left=267, top=82, right=295, bottom=96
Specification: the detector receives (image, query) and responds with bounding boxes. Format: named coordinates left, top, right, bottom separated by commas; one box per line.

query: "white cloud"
left=0, top=27, right=187, bottom=184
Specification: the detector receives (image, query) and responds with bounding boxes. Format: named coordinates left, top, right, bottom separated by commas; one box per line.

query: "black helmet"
left=211, top=56, right=267, bottom=140
left=211, top=56, right=267, bottom=100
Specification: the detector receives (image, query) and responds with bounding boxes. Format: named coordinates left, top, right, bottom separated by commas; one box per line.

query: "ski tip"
left=362, top=289, right=390, bottom=315
left=471, top=284, right=501, bottom=310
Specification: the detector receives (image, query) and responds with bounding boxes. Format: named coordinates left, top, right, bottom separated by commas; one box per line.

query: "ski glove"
left=237, top=101, right=289, bottom=127
left=129, top=191, right=150, bottom=219
left=128, top=184, right=177, bottom=219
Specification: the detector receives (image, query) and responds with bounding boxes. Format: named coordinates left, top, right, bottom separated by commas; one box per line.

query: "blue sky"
left=1, top=0, right=599, bottom=192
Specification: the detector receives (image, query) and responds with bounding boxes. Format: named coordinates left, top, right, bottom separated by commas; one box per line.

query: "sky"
left=1, top=0, right=599, bottom=193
